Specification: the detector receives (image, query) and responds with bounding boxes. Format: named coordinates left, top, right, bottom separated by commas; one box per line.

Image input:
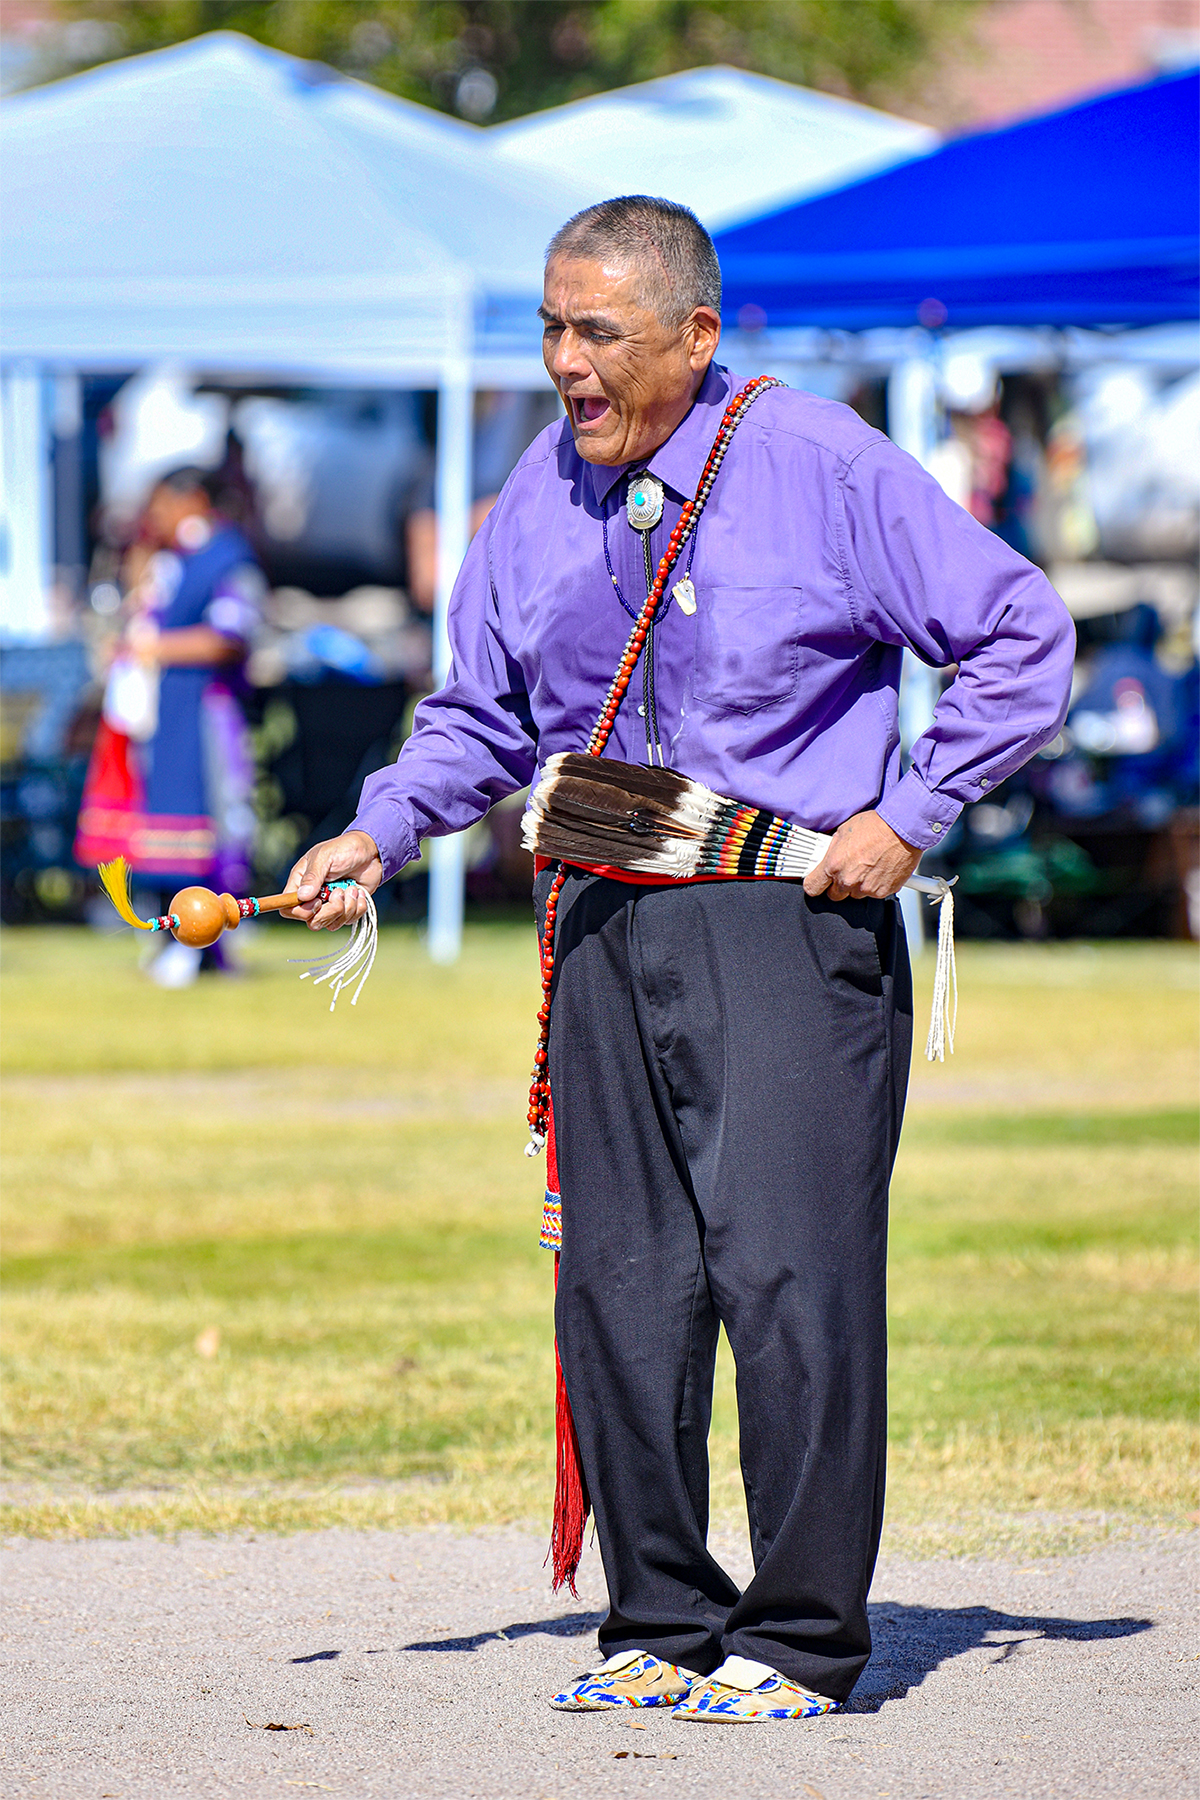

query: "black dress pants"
left=542, top=869, right=912, bottom=1703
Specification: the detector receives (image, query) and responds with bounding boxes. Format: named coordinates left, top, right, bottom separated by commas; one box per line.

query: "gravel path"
left=2, top=1527, right=1194, bottom=1799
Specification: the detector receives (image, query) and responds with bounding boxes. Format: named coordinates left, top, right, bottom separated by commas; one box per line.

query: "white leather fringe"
left=920, top=879, right=957, bottom=1062
left=290, top=887, right=379, bottom=1012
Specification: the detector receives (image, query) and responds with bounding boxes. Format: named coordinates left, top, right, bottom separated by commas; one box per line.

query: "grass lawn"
left=1, top=919, right=1196, bottom=1556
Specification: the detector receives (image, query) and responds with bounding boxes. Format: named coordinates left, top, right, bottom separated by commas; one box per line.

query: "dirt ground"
left=2, top=1525, right=1195, bottom=1799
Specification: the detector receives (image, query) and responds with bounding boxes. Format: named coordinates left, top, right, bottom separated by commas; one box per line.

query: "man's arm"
left=285, top=511, right=538, bottom=929
left=806, top=435, right=1075, bottom=901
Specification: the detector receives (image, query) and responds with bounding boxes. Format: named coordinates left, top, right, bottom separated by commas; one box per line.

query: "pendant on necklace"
left=672, top=576, right=697, bottom=615
left=626, top=472, right=664, bottom=531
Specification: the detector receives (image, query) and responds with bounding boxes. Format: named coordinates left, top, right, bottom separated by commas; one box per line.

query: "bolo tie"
left=602, top=471, right=697, bottom=767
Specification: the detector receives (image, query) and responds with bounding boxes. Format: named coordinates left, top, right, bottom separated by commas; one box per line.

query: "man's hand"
left=803, top=811, right=921, bottom=902
left=283, top=831, right=383, bottom=930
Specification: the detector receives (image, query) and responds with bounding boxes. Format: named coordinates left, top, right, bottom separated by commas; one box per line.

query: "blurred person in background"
left=75, top=468, right=264, bottom=987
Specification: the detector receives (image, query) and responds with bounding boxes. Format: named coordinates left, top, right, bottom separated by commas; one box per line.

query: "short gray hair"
left=547, top=196, right=722, bottom=328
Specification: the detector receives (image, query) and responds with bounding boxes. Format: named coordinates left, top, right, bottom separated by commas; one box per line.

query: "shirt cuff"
left=875, top=770, right=962, bottom=852
left=348, top=800, right=421, bottom=883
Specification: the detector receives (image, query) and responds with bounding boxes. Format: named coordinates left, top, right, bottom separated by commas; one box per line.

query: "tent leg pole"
left=427, top=353, right=473, bottom=965
left=889, top=347, right=942, bottom=951
left=0, top=362, right=52, bottom=641
left=428, top=832, right=467, bottom=965
left=887, top=352, right=939, bottom=472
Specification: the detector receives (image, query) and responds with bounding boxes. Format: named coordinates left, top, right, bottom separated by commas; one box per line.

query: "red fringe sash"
left=545, top=1107, right=590, bottom=1594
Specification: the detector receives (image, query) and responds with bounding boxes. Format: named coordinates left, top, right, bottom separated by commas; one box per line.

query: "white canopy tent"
left=487, top=64, right=935, bottom=232
left=1, top=32, right=586, bottom=957
left=0, top=30, right=579, bottom=379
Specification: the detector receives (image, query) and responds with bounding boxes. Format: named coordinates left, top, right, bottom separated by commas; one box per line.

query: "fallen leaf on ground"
left=803, top=1786, right=828, bottom=1799
left=627, top=1718, right=648, bottom=1729
left=244, top=1714, right=312, bottom=1732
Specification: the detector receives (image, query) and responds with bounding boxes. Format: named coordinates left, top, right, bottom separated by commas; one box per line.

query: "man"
left=286, top=198, right=1074, bottom=1721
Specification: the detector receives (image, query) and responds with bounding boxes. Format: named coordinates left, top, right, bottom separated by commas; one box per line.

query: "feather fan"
left=524, top=753, right=832, bottom=880
left=523, top=753, right=958, bottom=1061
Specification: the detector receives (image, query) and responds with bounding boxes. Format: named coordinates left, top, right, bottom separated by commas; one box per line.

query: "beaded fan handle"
left=526, top=376, right=783, bottom=1153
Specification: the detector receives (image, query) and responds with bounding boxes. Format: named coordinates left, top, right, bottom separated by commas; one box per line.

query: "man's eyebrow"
left=537, top=305, right=626, bottom=334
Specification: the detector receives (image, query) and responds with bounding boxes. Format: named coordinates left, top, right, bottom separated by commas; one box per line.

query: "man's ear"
left=684, top=305, right=722, bottom=371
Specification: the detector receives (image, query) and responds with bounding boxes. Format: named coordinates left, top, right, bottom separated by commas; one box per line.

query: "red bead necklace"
left=526, top=375, right=782, bottom=1153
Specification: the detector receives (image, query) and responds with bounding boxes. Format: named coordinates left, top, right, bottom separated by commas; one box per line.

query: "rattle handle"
left=253, top=890, right=301, bottom=916
left=252, top=884, right=348, bottom=916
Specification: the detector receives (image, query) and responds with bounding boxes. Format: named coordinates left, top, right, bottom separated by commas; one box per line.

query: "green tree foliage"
left=51, top=1, right=983, bottom=121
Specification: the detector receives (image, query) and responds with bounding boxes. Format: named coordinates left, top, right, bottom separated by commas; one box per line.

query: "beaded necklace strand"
left=526, top=375, right=782, bottom=1154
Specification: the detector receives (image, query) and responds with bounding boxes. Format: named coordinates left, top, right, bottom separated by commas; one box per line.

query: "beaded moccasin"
left=549, top=1648, right=696, bottom=1711
left=670, top=1656, right=837, bottom=1722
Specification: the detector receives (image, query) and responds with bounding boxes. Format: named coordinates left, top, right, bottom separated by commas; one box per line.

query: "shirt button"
left=931, top=822, right=943, bottom=834
left=980, top=777, right=990, bottom=788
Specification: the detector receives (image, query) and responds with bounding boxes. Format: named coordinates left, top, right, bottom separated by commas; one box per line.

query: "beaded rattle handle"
left=97, top=856, right=363, bottom=940
left=526, top=375, right=784, bottom=1153
left=141, top=884, right=345, bottom=934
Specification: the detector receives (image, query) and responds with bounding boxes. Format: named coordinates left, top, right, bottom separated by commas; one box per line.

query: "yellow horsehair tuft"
left=97, top=856, right=154, bottom=930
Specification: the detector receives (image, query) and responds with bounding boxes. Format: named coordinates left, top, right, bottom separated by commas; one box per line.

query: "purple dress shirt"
left=352, top=362, right=1075, bottom=879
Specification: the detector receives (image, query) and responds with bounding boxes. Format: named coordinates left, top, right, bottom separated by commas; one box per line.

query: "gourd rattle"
left=97, top=855, right=377, bottom=1010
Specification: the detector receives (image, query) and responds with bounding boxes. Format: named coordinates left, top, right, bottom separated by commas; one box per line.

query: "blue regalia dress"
left=132, top=522, right=262, bottom=894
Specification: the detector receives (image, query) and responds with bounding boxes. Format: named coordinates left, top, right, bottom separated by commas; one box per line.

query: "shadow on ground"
left=847, top=1601, right=1154, bottom=1711
left=290, top=1602, right=1152, bottom=1708
left=288, top=1612, right=606, bottom=1662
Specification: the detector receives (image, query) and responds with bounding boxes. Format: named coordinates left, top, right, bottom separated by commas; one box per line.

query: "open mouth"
left=572, top=394, right=612, bottom=427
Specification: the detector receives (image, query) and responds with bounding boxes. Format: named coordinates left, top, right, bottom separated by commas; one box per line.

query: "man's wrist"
left=348, top=802, right=419, bottom=883
left=346, top=828, right=380, bottom=863
left=875, top=771, right=960, bottom=853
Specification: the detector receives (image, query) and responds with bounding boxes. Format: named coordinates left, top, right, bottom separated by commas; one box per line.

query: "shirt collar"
left=581, top=361, right=734, bottom=509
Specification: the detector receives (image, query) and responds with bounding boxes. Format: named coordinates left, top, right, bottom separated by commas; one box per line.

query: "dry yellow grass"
left=2, top=924, right=1196, bottom=1554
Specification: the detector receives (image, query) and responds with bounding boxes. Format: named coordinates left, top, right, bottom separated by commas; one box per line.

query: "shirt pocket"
left=691, top=586, right=803, bottom=715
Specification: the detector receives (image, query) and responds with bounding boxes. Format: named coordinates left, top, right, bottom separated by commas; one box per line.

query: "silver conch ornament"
left=626, top=472, right=664, bottom=531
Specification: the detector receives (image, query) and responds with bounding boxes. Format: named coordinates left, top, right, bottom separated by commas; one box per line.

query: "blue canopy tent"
left=714, top=69, right=1200, bottom=331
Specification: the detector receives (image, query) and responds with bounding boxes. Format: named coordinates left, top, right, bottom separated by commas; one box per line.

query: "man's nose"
left=549, top=326, right=592, bottom=383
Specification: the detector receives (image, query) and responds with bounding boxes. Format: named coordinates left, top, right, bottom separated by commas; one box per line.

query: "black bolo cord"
left=641, top=529, right=663, bottom=764
left=603, top=482, right=696, bottom=766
